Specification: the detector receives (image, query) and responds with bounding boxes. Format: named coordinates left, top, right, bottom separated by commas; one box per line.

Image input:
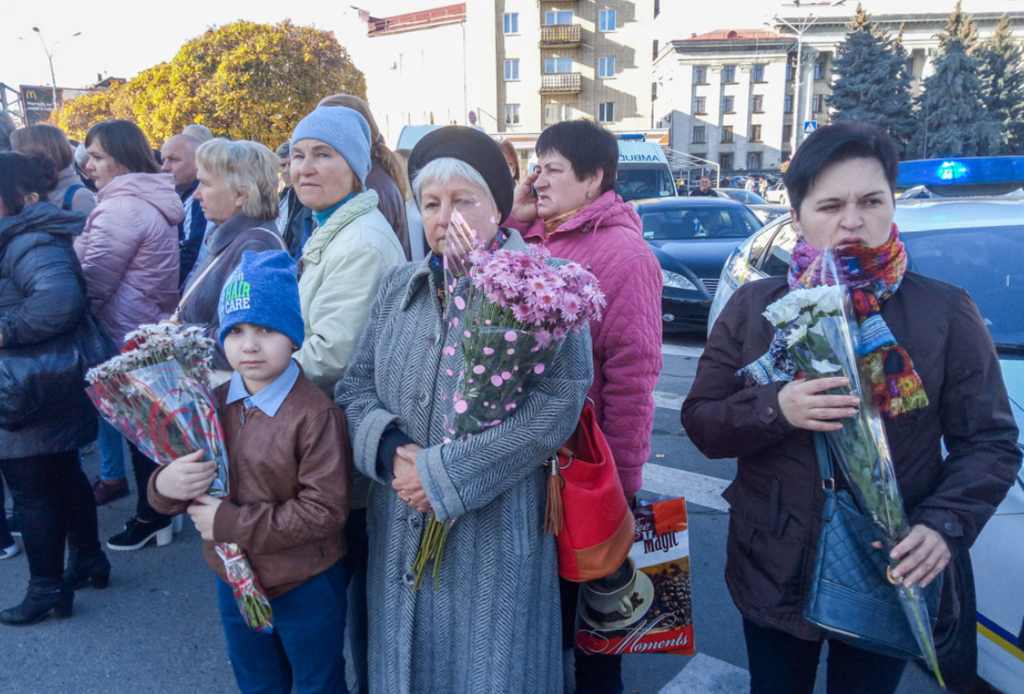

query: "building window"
left=544, top=57, right=573, bottom=74
left=599, top=10, right=617, bottom=32
left=692, top=126, right=706, bottom=144
left=748, top=152, right=762, bottom=170
left=503, top=13, right=519, bottom=34
left=750, top=124, right=762, bottom=142
left=813, top=94, right=823, bottom=112
left=722, top=125, right=734, bottom=143
left=504, top=59, right=520, bottom=81
left=693, top=66, right=708, bottom=84
left=722, top=65, right=737, bottom=83
left=544, top=102, right=574, bottom=125
left=814, top=61, right=826, bottom=80
left=693, top=96, right=706, bottom=114
left=505, top=104, right=520, bottom=126
left=783, top=123, right=793, bottom=143
left=784, top=94, right=793, bottom=113
left=720, top=153, right=734, bottom=171
left=598, top=102, right=615, bottom=123
left=722, top=95, right=735, bottom=113
left=599, top=57, right=616, bottom=79
left=786, top=63, right=795, bottom=82
left=751, top=94, right=764, bottom=113
left=752, top=64, right=766, bottom=82
left=544, top=10, right=574, bottom=25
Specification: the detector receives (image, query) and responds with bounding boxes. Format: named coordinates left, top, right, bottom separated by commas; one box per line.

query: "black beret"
left=408, top=126, right=515, bottom=225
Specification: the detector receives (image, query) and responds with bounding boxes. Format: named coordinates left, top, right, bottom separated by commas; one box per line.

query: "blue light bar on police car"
left=897, top=156, right=1024, bottom=188
left=619, top=133, right=646, bottom=141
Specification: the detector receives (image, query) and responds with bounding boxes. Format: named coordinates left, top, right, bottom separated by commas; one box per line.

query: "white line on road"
left=643, top=463, right=730, bottom=512
left=659, top=653, right=750, bottom=694
left=653, top=391, right=685, bottom=411
left=662, top=343, right=705, bottom=359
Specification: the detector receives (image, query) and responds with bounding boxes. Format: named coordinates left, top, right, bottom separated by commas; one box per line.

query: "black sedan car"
left=633, top=197, right=763, bottom=331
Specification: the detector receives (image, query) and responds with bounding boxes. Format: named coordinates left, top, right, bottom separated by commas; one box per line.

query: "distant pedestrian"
left=745, top=176, right=756, bottom=193
left=394, top=148, right=426, bottom=260
left=498, top=138, right=521, bottom=183
left=0, top=112, right=15, bottom=151
left=161, top=134, right=211, bottom=286
left=319, top=94, right=411, bottom=260
left=689, top=175, right=719, bottom=197
left=149, top=250, right=353, bottom=694
left=78, top=119, right=184, bottom=549
left=758, top=176, right=768, bottom=198
left=0, top=152, right=108, bottom=626
left=11, top=125, right=96, bottom=216
left=274, top=141, right=314, bottom=260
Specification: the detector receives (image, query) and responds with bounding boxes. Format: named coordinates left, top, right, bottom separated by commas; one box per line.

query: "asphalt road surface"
left=0, top=331, right=950, bottom=694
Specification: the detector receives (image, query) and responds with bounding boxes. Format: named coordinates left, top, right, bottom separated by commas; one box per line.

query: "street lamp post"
left=31, top=27, right=82, bottom=111
left=774, top=14, right=819, bottom=154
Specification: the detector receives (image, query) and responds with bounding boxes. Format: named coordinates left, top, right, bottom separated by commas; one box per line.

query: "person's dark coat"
left=0, top=202, right=97, bottom=458
left=280, top=187, right=313, bottom=259
left=681, top=274, right=1021, bottom=641
left=365, top=160, right=410, bottom=261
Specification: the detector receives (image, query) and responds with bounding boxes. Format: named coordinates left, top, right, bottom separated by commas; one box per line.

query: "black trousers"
left=560, top=578, right=625, bottom=694
left=0, top=472, right=13, bottom=548
left=743, top=619, right=908, bottom=694
left=0, top=450, right=101, bottom=580
left=128, top=443, right=168, bottom=523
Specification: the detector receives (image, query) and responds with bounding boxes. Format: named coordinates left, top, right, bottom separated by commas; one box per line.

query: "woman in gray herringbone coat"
left=337, top=127, right=592, bottom=694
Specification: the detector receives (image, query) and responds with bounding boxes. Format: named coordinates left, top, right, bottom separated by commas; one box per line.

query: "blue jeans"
left=97, top=417, right=126, bottom=481
left=344, top=508, right=369, bottom=694
left=217, top=561, right=348, bottom=694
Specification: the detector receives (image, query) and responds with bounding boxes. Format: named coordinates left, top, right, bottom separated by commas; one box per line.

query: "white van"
left=616, top=138, right=677, bottom=202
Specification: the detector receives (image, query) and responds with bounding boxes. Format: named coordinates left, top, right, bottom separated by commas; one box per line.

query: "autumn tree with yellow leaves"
left=53, top=20, right=366, bottom=146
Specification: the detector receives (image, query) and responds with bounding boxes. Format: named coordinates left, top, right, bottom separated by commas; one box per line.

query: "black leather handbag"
left=0, top=308, right=115, bottom=430
left=803, top=433, right=943, bottom=659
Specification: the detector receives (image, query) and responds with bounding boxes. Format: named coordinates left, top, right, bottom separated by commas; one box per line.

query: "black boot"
left=0, top=577, right=74, bottom=626
left=63, top=548, right=111, bottom=590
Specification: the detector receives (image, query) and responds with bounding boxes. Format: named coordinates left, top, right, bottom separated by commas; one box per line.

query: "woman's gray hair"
left=412, top=157, right=496, bottom=212
left=195, top=139, right=280, bottom=221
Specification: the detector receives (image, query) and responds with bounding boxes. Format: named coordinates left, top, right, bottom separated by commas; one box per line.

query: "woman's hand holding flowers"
left=778, top=377, right=860, bottom=432
left=187, top=494, right=223, bottom=541
left=883, top=525, right=951, bottom=589
left=392, top=444, right=431, bottom=513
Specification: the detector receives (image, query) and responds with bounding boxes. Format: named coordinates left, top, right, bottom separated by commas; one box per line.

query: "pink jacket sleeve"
left=592, top=248, right=663, bottom=494
left=76, top=200, right=143, bottom=315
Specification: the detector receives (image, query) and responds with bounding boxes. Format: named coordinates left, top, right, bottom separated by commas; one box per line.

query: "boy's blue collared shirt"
left=226, top=360, right=300, bottom=418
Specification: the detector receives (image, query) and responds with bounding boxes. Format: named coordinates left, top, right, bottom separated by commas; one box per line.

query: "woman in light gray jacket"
left=337, top=127, right=592, bottom=694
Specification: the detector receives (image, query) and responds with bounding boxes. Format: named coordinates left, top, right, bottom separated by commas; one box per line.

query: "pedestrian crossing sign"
left=804, top=121, right=818, bottom=134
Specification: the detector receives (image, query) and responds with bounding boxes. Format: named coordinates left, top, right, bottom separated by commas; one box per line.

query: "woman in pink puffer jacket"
left=76, top=121, right=183, bottom=349
left=76, top=120, right=184, bottom=555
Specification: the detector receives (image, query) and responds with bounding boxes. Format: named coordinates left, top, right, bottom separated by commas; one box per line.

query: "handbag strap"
left=172, top=226, right=285, bottom=321
left=813, top=433, right=835, bottom=490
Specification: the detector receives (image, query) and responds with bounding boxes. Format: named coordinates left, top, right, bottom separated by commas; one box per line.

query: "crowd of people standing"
left=1, top=101, right=1020, bottom=694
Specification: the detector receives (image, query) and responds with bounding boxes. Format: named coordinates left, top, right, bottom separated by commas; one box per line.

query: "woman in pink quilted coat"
left=77, top=119, right=184, bottom=554
left=509, top=119, right=662, bottom=694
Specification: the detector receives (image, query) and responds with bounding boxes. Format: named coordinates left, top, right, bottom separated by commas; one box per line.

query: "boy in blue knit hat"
left=148, top=250, right=353, bottom=694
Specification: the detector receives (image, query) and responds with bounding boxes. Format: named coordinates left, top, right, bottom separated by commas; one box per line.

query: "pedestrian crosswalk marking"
left=661, top=343, right=705, bottom=359
left=659, top=653, right=750, bottom=693
left=644, top=463, right=730, bottom=512
left=653, top=391, right=685, bottom=411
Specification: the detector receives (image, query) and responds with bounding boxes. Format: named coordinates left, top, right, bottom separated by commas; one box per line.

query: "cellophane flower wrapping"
left=411, top=209, right=605, bottom=590
left=761, top=256, right=944, bottom=687
left=86, top=323, right=273, bottom=632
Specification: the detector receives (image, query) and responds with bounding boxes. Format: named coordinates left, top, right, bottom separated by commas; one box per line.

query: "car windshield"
left=904, top=225, right=1024, bottom=348
left=720, top=189, right=769, bottom=205
left=757, top=222, right=1024, bottom=347
left=640, top=204, right=763, bottom=241
left=617, top=166, right=677, bottom=202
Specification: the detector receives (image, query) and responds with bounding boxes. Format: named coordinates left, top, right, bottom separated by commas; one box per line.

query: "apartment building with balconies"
left=336, top=2, right=655, bottom=155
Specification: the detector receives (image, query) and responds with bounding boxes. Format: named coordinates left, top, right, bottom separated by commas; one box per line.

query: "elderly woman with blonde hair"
left=175, top=138, right=287, bottom=369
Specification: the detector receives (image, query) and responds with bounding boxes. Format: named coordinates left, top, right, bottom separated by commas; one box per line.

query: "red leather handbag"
left=544, top=405, right=635, bottom=582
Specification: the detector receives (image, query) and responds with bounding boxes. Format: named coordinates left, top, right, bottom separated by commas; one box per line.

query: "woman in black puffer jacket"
left=0, top=152, right=108, bottom=626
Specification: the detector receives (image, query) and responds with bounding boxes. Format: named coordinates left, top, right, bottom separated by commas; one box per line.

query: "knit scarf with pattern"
left=741, top=224, right=929, bottom=419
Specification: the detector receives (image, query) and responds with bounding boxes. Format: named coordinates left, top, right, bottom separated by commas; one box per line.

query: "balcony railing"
left=540, top=72, right=582, bottom=94
left=539, top=23, right=582, bottom=47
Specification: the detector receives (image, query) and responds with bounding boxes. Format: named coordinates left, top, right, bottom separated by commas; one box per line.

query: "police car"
left=708, top=157, right=1024, bottom=693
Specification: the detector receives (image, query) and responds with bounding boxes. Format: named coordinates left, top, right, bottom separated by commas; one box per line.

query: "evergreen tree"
left=910, top=2, right=1002, bottom=159
left=828, top=6, right=915, bottom=157
left=978, top=15, right=1024, bottom=154
left=888, top=25, right=919, bottom=158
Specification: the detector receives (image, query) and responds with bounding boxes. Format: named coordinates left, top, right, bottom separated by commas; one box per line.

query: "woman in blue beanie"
left=289, top=105, right=406, bottom=694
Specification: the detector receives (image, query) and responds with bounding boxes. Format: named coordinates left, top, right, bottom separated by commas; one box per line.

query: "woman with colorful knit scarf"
left=681, top=122, right=1021, bottom=694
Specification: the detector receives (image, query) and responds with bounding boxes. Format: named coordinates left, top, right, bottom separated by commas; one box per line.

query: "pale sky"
left=1, top=0, right=1020, bottom=96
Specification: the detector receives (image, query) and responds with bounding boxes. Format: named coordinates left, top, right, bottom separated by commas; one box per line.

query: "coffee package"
left=574, top=496, right=694, bottom=656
